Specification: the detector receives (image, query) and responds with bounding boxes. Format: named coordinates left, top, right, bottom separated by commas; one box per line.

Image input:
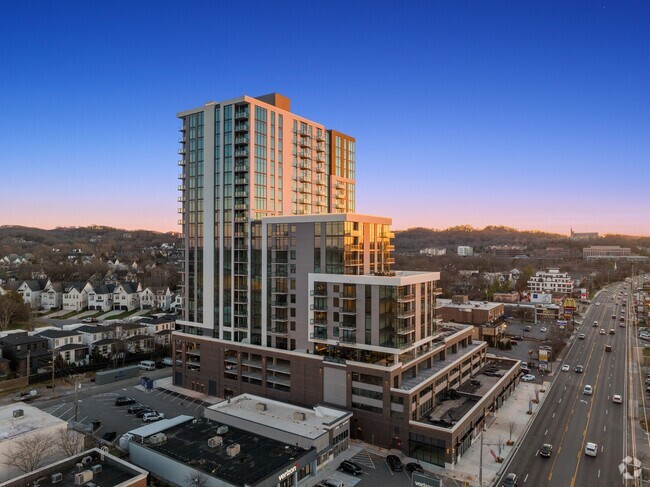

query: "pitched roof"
left=37, top=329, right=82, bottom=339
left=75, top=325, right=103, bottom=334
left=0, top=333, right=48, bottom=346
left=91, top=283, right=116, bottom=294
left=57, top=343, right=88, bottom=351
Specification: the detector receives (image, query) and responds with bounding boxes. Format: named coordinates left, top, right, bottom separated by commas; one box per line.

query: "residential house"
left=112, top=282, right=142, bottom=311
left=17, top=279, right=49, bottom=309
left=0, top=333, right=50, bottom=376
left=0, top=254, right=28, bottom=267
left=41, top=281, right=63, bottom=310
left=0, top=280, right=20, bottom=296
left=171, top=293, right=183, bottom=313
left=140, top=286, right=174, bottom=311
left=62, top=282, right=94, bottom=311
left=87, top=284, right=116, bottom=311
left=139, top=315, right=176, bottom=347
left=36, top=329, right=88, bottom=366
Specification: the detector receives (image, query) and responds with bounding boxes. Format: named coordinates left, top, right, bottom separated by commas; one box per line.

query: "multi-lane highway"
left=496, top=283, right=635, bottom=486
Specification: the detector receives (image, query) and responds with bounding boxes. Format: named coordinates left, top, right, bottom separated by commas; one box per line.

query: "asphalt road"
left=496, top=283, right=633, bottom=487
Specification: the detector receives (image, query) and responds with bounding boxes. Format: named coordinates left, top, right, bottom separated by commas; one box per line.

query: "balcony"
left=315, top=163, right=325, bottom=173
left=299, top=128, right=311, bottom=137
left=235, top=110, right=249, bottom=119
left=178, top=185, right=185, bottom=191
left=271, top=315, right=288, bottom=323
left=234, top=190, right=249, bottom=198
left=310, top=317, right=328, bottom=325
left=235, top=123, right=249, bottom=132
left=397, top=294, right=415, bottom=303
left=340, top=333, right=357, bottom=344
left=434, top=288, right=444, bottom=295
left=300, top=161, right=311, bottom=170
left=178, top=195, right=185, bottom=202
left=316, top=154, right=325, bottom=162
left=397, top=309, right=416, bottom=319
left=234, top=215, right=248, bottom=223
left=177, top=207, right=184, bottom=214
left=335, top=202, right=346, bottom=209
left=235, top=149, right=249, bottom=157
left=271, top=287, right=289, bottom=294
left=316, top=143, right=325, bottom=152
left=179, top=125, right=186, bottom=132
left=298, top=150, right=311, bottom=158
left=234, top=177, right=248, bottom=185
left=235, top=136, right=249, bottom=145
left=315, top=132, right=325, bottom=141
left=269, top=327, right=288, bottom=336
left=235, top=163, right=249, bottom=172
left=178, top=148, right=185, bottom=154
left=178, top=173, right=185, bottom=180
left=345, top=244, right=363, bottom=251
left=311, top=288, right=328, bottom=297
left=340, top=308, right=357, bottom=315
left=298, top=184, right=310, bottom=194
left=310, top=303, right=328, bottom=311
left=271, top=301, right=288, bottom=308
left=310, top=331, right=328, bottom=341
left=314, top=178, right=325, bottom=186
left=299, top=137, right=310, bottom=147
left=177, top=219, right=185, bottom=226
left=178, top=159, right=185, bottom=166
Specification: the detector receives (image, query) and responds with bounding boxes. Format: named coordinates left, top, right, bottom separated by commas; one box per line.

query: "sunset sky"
left=1, top=1, right=649, bottom=235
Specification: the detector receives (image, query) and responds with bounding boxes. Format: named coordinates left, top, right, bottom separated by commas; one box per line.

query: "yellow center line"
left=547, top=334, right=599, bottom=481
left=570, top=321, right=610, bottom=486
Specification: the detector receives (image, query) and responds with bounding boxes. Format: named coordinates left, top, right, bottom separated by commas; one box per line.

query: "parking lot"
left=39, top=380, right=211, bottom=443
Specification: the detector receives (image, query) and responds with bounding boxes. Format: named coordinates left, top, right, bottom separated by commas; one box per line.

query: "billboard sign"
left=539, top=349, right=549, bottom=363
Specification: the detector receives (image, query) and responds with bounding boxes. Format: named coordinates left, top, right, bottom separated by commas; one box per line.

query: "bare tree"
left=2, top=432, right=56, bottom=473
left=57, top=429, right=85, bottom=457
left=508, top=421, right=516, bottom=444
left=185, top=469, right=208, bottom=487
left=107, top=326, right=130, bottom=368
left=0, top=291, right=30, bottom=331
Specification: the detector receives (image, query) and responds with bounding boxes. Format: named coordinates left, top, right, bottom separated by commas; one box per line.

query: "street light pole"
left=479, top=424, right=484, bottom=486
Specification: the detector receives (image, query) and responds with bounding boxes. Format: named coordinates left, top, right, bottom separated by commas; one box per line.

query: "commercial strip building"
left=1, top=449, right=148, bottom=487
left=527, top=268, right=574, bottom=295
left=457, top=246, right=474, bottom=256
left=583, top=245, right=647, bottom=261
left=173, top=93, right=523, bottom=469
left=125, top=414, right=318, bottom=487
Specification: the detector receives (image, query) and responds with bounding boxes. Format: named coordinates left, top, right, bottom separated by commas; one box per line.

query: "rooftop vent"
left=12, top=409, right=24, bottom=419
left=226, top=443, right=241, bottom=457
left=208, top=435, right=223, bottom=448
left=149, top=433, right=166, bottom=445
left=51, top=473, right=63, bottom=484
left=217, top=425, right=228, bottom=435
left=82, top=456, right=93, bottom=465
left=293, top=411, right=306, bottom=421
left=91, top=464, right=102, bottom=474
left=256, top=402, right=267, bottom=412
left=74, top=470, right=93, bottom=485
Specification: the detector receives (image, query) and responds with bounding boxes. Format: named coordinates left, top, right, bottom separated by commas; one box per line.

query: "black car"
left=127, top=404, right=147, bottom=414
left=575, top=365, right=584, bottom=373
left=102, top=431, right=117, bottom=442
left=115, top=396, right=136, bottom=406
left=339, top=460, right=362, bottom=476
left=136, top=408, right=155, bottom=418
left=386, top=455, right=403, bottom=472
left=406, top=462, right=424, bottom=473
left=540, top=443, right=553, bottom=458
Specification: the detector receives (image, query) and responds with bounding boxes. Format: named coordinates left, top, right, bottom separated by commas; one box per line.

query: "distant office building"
left=570, top=229, right=598, bottom=241
left=527, top=268, right=574, bottom=295
left=489, top=245, right=526, bottom=257
left=493, top=292, right=519, bottom=303
left=457, top=246, right=473, bottom=256
left=533, top=247, right=571, bottom=259
left=583, top=246, right=632, bottom=259
left=437, top=296, right=505, bottom=325
left=420, top=247, right=447, bottom=256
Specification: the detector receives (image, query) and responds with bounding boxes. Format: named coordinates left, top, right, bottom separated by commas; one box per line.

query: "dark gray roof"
left=118, top=282, right=139, bottom=294
left=0, top=333, right=48, bottom=346
left=75, top=325, right=103, bottom=334
left=139, top=316, right=176, bottom=325
left=46, top=282, right=64, bottom=292
left=57, top=343, right=88, bottom=351
left=91, top=283, right=116, bottom=294
left=21, top=279, right=49, bottom=291
left=63, top=281, right=88, bottom=293
left=37, top=329, right=82, bottom=339
left=92, top=338, right=117, bottom=346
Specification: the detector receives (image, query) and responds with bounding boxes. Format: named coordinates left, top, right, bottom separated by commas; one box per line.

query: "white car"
left=142, top=411, right=165, bottom=422
left=521, top=374, right=536, bottom=382
left=561, top=364, right=570, bottom=372
left=585, top=442, right=598, bottom=457
left=595, top=302, right=600, bottom=306
left=613, top=394, right=622, bottom=404
left=583, top=385, right=593, bottom=395
left=540, top=327, right=547, bottom=332
left=578, top=333, right=586, bottom=340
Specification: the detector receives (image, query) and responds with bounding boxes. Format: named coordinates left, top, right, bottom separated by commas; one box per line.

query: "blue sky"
left=1, top=1, right=649, bottom=234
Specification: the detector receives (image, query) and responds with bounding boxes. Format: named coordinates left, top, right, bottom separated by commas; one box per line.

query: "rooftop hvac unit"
left=226, top=443, right=241, bottom=457
left=74, top=470, right=93, bottom=485
left=82, top=455, right=93, bottom=465
left=208, top=435, right=223, bottom=448
left=216, top=425, right=228, bottom=435
left=149, top=433, right=166, bottom=445
left=12, top=409, right=24, bottom=418
left=91, top=464, right=102, bottom=474
left=51, top=473, right=63, bottom=484
left=293, top=411, right=306, bottom=421
left=256, top=402, right=267, bottom=411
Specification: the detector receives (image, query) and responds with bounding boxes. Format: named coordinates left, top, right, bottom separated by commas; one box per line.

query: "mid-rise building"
left=570, top=229, right=598, bottom=240
left=583, top=246, right=632, bottom=259
left=527, top=268, right=574, bottom=295
left=420, top=247, right=446, bottom=256
left=457, top=246, right=473, bottom=256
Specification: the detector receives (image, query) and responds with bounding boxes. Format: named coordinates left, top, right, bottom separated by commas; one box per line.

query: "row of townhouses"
left=0, top=315, right=176, bottom=376
left=0, top=279, right=180, bottom=312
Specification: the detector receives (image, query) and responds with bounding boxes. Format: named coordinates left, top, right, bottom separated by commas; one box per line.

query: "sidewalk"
left=448, top=381, right=550, bottom=485
left=152, top=376, right=223, bottom=405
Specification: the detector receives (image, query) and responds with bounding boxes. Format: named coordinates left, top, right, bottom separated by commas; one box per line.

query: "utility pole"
left=479, top=424, right=484, bottom=486
left=72, top=373, right=85, bottom=422
left=51, top=347, right=56, bottom=398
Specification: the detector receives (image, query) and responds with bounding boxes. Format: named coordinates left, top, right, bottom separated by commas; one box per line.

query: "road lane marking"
left=604, top=426, right=606, bottom=432
left=544, top=429, right=548, bottom=436
left=524, top=474, right=529, bottom=483
left=552, top=413, right=555, bottom=418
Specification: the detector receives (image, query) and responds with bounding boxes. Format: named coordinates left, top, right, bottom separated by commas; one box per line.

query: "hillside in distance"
left=0, top=225, right=176, bottom=257
left=394, top=225, right=650, bottom=254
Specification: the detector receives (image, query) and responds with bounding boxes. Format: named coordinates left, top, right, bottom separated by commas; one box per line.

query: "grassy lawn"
left=107, top=308, right=141, bottom=320
left=57, top=310, right=83, bottom=319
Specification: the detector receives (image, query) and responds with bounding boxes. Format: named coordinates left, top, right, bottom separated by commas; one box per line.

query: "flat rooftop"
left=2, top=448, right=147, bottom=486
left=426, top=397, right=478, bottom=428
left=438, top=299, right=503, bottom=311
left=208, top=394, right=350, bottom=440
left=142, top=417, right=314, bottom=486
left=0, top=402, right=66, bottom=443
left=399, top=341, right=485, bottom=391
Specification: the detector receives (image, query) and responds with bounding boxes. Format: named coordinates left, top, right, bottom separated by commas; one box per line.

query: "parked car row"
left=114, top=396, right=165, bottom=422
